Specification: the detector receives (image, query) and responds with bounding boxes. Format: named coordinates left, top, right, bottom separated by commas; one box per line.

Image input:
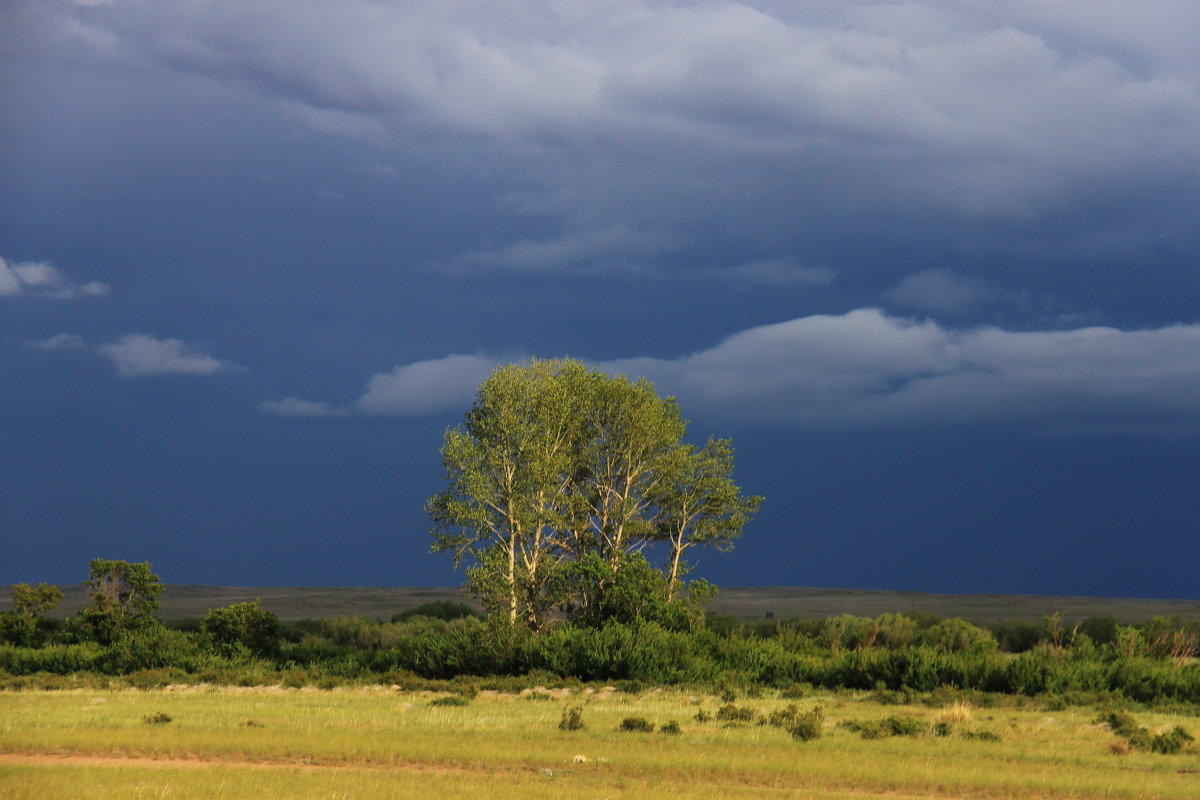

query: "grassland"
left=2, top=685, right=1198, bottom=799
left=5, top=584, right=1199, bottom=623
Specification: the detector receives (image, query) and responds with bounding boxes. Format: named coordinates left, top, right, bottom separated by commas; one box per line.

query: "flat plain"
left=4, top=584, right=1199, bottom=623
left=3, top=686, right=1199, bottom=799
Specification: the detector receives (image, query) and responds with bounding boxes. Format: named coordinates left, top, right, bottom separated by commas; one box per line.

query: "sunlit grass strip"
left=2, top=688, right=1198, bottom=799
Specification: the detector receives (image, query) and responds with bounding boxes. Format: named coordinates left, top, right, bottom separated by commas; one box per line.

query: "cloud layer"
left=22, top=0, right=1200, bottom=276
left=263, top=310, right=1200, bottom=433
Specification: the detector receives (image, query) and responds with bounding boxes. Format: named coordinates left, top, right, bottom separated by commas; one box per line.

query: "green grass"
left=2, top=687, right=1198, bottom=798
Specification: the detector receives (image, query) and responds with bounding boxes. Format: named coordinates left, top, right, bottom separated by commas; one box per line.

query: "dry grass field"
left=2, top=686, right=1198, bottom=799
left=5, top=584, right=1198, bottom=623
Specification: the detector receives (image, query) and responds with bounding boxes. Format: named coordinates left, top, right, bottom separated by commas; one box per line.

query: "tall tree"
left=428, top=359, right=584, bottom=628
left=429, top=359, right=760, bottom=629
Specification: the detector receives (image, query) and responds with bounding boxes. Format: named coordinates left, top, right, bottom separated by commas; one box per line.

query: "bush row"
left=3, top=617, right=1200, bottom=703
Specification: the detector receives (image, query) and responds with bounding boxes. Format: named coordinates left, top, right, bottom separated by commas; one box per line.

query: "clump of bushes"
left=715, top=703, right=757, bottom=724
left=143, top=712, right=172, bottom=724
left=392, top=602, right=479, bottom=623
left=841, top=715, right=926, bottom=739
left=429, top=695, right=470, bottom=707
left=619, top=716, right=655, bottom=732
left=1099, top=711, right=1195, bottom=754
left=660, top=719, right=681, bottom=735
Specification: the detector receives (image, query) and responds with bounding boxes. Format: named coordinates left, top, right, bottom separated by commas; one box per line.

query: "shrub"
left=991, top=620, right=1046, bottom=653
left=429, top=695, right=470, bottom=707
left=765, top=704, right=802, bottom=728
left=715, top=703, right=756, bottom=723
left=660, top=719, right=681, bottom=735
left=558, top=705, right=585, bottom=731
left=619, top=716, right=655, bottom=732
left=786, top=706, right=823, bottom=741
left=882, top=714, right=927, bottom=736
left=392, top=602, right=479, bottom=623
left=920, top=619, right=996, bottom=654
left=143, top=712, right=172, bottom=724
left=202, top=601, right=281, bottom=657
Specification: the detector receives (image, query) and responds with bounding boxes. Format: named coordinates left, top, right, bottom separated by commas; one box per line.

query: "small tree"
left=77, top=559, right=164, bottom=643
left=12, top=582, right=64, bottom=618
left=202, top=600, right=281, bottom=657
left=1, top=583, right=64, bottom=646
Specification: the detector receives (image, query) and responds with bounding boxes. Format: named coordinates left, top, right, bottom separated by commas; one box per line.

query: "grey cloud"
left=694, top=258, right=836, bottom=287
left=0, top=256, right=110, bottom=299
left=98, top=334, right=242, bottom=377
left=886, top=269, right=998, bottom=315
left=45, top=1, right=1200, bottom=228
left=446, top=226, right=683, bottom=276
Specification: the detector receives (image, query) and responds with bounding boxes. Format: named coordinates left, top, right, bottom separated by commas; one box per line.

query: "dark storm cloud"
left=19, top=0, right=1200, bottom=278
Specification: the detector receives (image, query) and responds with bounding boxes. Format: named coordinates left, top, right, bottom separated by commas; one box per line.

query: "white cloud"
left=0, top=256, right=110, bottom=299
left=606, top=310, right=1200, bottom=430
left=260, top=354, right=499, bottom=418
left=354, top=355, right=498, bottom=415
left=276, top=310, right=1200, bottom=432
left=98, top=334, right=241, bottom=377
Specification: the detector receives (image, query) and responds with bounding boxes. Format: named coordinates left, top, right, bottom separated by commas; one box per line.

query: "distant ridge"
left=3, top=584, right=1198, bottom=623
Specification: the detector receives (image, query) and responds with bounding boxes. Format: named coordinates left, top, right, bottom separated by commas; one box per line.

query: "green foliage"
left=919, top=619, right=996, bottom=654
left=76, top=559, right=164, bottom=644
left=874, top=613, right=918, bottom=649
left=202, top=601, right=281, bottom=657
left=1078, top=615, right=1119, bottom=647
left=12, top=583, right=63, bottom=618
left=821, top=615, right=877, bottom=652
left=143, top=711, right=172, bottom=724
left=429, top=695, right=470, bottom=706
left=392, top=602, right=479, bottom=623
left=619, top=716, right=655, bottom=732
left=660, top=719, right=681, bottom=735
left=990, top=620, right=1046, bottom=653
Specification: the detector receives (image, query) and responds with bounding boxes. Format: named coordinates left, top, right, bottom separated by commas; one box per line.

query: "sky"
left=2, top=1, right=1199, bottom=598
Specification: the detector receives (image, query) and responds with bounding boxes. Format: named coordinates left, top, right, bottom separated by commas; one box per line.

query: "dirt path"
left=0, top=750, right=462, bottom=774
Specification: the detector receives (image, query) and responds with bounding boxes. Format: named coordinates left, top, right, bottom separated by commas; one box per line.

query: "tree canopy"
left=428, top=359, right=761, bottom=630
